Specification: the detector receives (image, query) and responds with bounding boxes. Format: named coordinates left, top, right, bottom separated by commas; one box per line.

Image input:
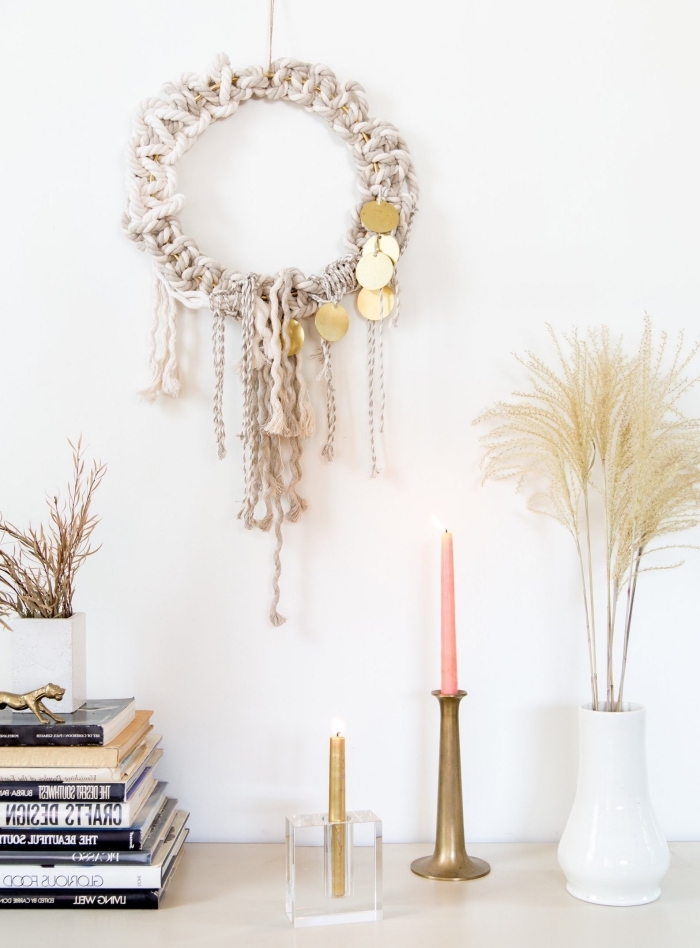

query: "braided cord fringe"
left=223, top=271, right=320, bottom=624
left=269, top=481, right=286, bottom=626
left=141, top=268, right=180, bottom=399
left=367, top=318, right=380, bottom=478
left=378, top=297, right=386, bottom=435
left=316, top=341, right=337, bottom=461
left=212, top=304, right=226, bottom=459
left=239, top=275, right=258, bottom=528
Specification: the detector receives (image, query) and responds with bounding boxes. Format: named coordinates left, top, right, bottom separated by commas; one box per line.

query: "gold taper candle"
left=329, top=724, right=346, bottom=897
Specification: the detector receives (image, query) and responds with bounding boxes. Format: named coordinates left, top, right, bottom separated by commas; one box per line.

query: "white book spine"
left=0, top=863, right=162, bottom=889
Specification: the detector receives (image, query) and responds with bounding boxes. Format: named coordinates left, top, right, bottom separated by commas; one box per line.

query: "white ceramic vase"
left=558, top=703, right=669, bottom=906
left=9, top=613, right=86, bottom=713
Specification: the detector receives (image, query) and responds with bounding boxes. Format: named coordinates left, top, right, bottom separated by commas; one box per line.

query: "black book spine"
left=0, top=829, right=143, bottom=851
left=0, top=888, right=160, bottom=909
left=0, top=783, right=125, bottom=801
left=0, top=726, right=103, bottom=747
left=0, top=849, right=151, bottom=865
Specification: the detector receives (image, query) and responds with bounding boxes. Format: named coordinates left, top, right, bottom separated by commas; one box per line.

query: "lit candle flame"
left=431, top=516, right=448, bottom=533
left=331, top=716, right=345, bottom=736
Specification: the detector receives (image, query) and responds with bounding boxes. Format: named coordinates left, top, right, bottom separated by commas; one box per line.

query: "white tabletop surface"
left=1, top=842, right=699, bottom=947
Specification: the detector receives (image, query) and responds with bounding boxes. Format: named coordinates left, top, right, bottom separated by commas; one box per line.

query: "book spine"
left=0, top=800, right=132, bottom=829
left=0, top=747, right=122, bottom=768
left=0, top=889, right=160, bottom=909
left=0, top=769, right=125, bottom=782
left=0, top=782, right=125, bottom=801
left=0, top=849, right=151, bottom=865
left=0, top=864, right=161, bottom=888
left=0, top=727, right=103, bottom=747
left=0, top=715, right=152, bottom=767
left=0, top=829, right=143, bottom=851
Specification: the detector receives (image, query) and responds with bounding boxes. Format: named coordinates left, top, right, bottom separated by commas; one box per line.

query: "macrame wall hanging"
left=123, top=53, right=418, bottom=624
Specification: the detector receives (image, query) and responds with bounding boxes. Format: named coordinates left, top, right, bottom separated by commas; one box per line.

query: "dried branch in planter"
left=0, top=439, right=106, bottom=623
left=475, top=320, right=700, bottom=711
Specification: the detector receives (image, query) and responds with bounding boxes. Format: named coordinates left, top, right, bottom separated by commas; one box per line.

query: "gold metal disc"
left=285, top=318, right=304, bottom=356
left=360, top=200, right=400, bottom=234
left=362, top=234, right=400, bottom=263
left=355, top=252, right=394, bottom=290
left=357, top=286, right=395, bottom=321
left=315, top=302, right=349, bottom=342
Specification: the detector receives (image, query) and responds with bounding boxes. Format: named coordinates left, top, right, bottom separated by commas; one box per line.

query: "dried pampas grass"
left=0, top=439, right=106, bottom=624
left=475, top=320, right=700, bottom=710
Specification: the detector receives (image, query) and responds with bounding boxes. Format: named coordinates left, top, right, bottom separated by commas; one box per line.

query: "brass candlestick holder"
left=411, top=690, right=490, bottom=881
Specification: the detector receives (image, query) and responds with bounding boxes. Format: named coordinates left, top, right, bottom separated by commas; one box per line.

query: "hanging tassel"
left=280, top=271, right=314, bottom=440
left=213, top=268, right=317, bottom=624
left=269, top=493, right=287, bottom=626
left=316, top=341, right=337, bottom=461
left=308, top=259, right=356, bottom=462
left=390, top=271, right=402, bottom=329
left=268, top=427, right=287, bottom=626
left=263, top=275, right=289, bottom=437
left=238, top=275, right=259, bottom=530
left=378, top=304, right=386, bottom=435
left=212, top=304, right=226, bottom=459
left=367, top=318, right=381, bottom=478
left=141, top=269, right=180, bottom=400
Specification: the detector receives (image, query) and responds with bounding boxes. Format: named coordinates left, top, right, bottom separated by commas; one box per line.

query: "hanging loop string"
left=268, top=0, right=276, bottom=74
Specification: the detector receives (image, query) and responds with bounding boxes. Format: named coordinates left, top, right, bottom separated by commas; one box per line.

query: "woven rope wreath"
left=123, top=54, right=419, bottom=624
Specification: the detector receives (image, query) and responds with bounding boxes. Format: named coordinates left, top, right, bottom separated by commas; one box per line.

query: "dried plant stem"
left=617, top=546, right=643, bottom=711
left=575, top=535, right=599, bottom=709
left=602, top=458, right=615, bottom=709
left=582, top=485, right=600, bottom=709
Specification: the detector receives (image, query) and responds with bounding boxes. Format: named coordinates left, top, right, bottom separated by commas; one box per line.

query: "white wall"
left=1, top=0, right=699, bottom=843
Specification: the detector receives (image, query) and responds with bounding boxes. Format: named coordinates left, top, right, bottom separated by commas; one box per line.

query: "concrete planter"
left=9, top=613, right=86, bottom=713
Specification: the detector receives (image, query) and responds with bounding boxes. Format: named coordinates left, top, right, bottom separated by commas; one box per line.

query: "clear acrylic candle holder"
left=285, top=810, right=382, bottom=928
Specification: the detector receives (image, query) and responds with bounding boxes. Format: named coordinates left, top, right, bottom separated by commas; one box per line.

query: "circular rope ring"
left=123, top=54, right=419, bottom=308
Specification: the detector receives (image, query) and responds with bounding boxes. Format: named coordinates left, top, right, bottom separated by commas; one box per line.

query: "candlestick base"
left=411, top=690, right=491, bottom=882
left=286, top=810, right=382, bottom=927
left=410, top=852, right=491, bottom=881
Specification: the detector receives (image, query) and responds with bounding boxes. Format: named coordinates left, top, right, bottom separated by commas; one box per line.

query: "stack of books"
left=0, top=698, right=188, bottom=909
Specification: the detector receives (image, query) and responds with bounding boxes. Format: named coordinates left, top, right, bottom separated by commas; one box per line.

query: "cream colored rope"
left=123, top=55, right=419, bottom=623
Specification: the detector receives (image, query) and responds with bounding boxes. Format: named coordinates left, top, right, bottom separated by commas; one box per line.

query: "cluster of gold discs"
left=284, top=200, right=401, bottom=357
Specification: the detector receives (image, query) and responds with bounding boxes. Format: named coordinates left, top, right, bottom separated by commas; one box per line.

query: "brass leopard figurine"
left=0, top=684, right=66, bottom=724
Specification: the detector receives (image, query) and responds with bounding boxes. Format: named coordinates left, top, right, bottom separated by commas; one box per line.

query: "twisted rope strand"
left=368, top=318, right=380, bottom=478
left=141, top=269, right=180, bottom=399
left=212, top=303, right=226, bottom=459
left=316, top=341, right=337, bottom=461
left=238, top=275, right=258, bottom=528
left=378, top=288, right=386, bottom=435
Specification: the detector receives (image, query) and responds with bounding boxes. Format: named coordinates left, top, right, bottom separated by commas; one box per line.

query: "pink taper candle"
left=440, top=528, right=459, bottom=695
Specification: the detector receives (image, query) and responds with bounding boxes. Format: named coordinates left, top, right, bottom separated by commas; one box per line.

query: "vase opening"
left=581, top=702, right=642, bottom=713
